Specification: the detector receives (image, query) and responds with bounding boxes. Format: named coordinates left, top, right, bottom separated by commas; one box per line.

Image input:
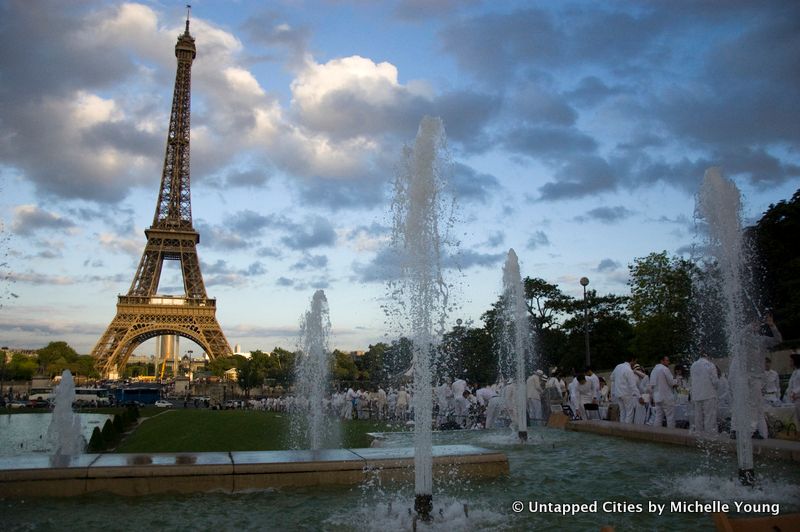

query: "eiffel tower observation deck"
left=91, top=12, right=233, bottom=379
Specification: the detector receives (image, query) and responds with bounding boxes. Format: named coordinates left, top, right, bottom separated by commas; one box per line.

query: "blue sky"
left=1, top=0, right=798, bottom=356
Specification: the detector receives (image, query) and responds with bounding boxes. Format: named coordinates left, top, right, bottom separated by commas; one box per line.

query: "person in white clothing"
left=545, top=371, right=565, bottom=404
left=690, top=353, right=719, bottom=435
left=485, top=392, right=504, bottom=429
left=376, top=387, right=387, bottom=420
left=453, top=390, right=471, bottom=427
left=567, top=376, right=579, bottom=418
left=598, top=377, right=609, bottom=406
left=585, top=366, right=601, bottom=403
left=452, top=378, right=467, bottom=401
left=344, top=387, right=356, bottom=419
left=475, top=383, right=496, bottom=407
left=611, top=356, right=639, bottom=423
left=435, top=381, right=452, bottom=426
left=734, top=312, right=781, bottom=439
left=650, top=355, right=677, bottom=428
left=571, top=373, right=596, bottom=420
left=526, top=371, right=543, bottom=424
left=762, top=357, right=781, bottom=406
left=395, top=387, right=409, bottom=420
left=387, top=388, right=397, bottom=420
left=633, top=364, right=650, bottom=425
left=784, top=353, right=800, bottom=426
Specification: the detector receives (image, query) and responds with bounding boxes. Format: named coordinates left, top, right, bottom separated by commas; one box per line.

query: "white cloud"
left=290, top=54, right=432, bottom=138
left=98, top=232, right=142, bottom=257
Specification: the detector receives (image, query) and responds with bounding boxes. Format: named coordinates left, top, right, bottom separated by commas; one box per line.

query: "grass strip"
left=115, top=410, right=397, bottom=453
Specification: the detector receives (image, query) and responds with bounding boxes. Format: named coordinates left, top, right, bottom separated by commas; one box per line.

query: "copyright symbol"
left=512, top=501, right=524, bottom=513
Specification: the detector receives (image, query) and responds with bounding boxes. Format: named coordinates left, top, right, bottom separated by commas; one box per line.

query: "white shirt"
left=785, top=368, right=800, bottom=403
left=763, top=369, right=780, bottom=397
left=586, top=373, right=600, bottom=401
left=526, top=374, right=542, bottom=400
left=396, top=390, right=409, bottom=406
left=611, top=362, right=639, bottom=399
left=476, top=386, right=496, bottom=406
left=689, top=357, right=719, bottom=401
left=575, top=380, right=594, bottom=405
left=452, top=379, right=467, bottom=398
left=649, top=363, right=676, bottom=403
left=545, top=377, right=561, bottom=391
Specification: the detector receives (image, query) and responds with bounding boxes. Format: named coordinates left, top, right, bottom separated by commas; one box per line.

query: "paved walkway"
left=566, top=419, right=800, bottom=463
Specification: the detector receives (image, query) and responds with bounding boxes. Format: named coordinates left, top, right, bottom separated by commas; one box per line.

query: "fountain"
left=46, top=369, right=85, bottom=465
left=389, top=116, right=452, bottom=520
left=496, top=249, right=531, bottom=442
left=695, top=167, right=757, bottom=484
left=291, top=289, right=337, bottom=450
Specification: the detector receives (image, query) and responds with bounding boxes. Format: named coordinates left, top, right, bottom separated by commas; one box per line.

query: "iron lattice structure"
left=91, top=20, right=232, bottom=378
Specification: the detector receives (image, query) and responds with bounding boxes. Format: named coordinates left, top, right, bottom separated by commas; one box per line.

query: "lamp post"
left=580, top=277, right=591, bottom=367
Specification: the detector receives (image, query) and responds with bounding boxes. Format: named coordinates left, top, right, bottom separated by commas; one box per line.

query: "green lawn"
left=115, top=410, right=397, bottom=453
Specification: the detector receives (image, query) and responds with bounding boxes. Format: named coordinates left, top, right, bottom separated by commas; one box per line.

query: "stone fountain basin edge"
left=0, top=445, right=509, bottom=497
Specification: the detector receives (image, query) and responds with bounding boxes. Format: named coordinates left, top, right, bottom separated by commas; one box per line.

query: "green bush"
left=113, top=414, right=124, bottom=433
left=101, top=419, right=117, bottom=446
left=88, top=426, right=104, bottom=452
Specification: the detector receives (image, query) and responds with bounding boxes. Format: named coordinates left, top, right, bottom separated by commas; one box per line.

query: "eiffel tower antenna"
left=185, top=4, right=191, bottom=34
left=91, top=13, right=232, bottom=379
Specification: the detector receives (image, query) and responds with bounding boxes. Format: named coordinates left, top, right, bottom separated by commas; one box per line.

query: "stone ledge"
left=0, top=445, right=508, bottom=497
left=565, top=420, right=800, bottom=462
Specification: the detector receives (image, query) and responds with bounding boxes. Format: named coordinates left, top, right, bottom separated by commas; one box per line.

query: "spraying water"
left=390, top=116, right=452, bottom=519
left=47, top=369, right=84, bottom=464
left=695, top=167, right=754, bottom=484
left=291, top=290, right=337, bottom=450
left=497, top=249, right=530, bottom=441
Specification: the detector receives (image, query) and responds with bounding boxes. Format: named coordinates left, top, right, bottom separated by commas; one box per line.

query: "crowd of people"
left=236, top=314, right=800, bottom=438
left=592, top=313, right=799, bottom=439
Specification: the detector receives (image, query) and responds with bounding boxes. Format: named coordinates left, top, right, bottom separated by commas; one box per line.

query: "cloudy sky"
left=1, top=0, right=798, bottom=356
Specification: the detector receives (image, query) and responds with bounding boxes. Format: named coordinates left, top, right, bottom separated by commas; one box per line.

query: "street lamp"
left=580, top=277, right=591, bottom=367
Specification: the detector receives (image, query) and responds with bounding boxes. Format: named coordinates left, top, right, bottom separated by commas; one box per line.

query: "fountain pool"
left=2, top=427, right=797, bottom=530
left=0, top=413, right=111, bottom=456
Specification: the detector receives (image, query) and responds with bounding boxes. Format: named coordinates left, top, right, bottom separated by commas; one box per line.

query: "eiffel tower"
left=91, top=13, right=232, bottom=379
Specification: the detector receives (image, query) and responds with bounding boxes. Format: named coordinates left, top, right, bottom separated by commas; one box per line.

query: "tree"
left=520, top=278, right=576, bottom=369
left=237, top=358, right=263, bottom=398
left=36, top=341, right=79, bottom=375
left=688, top=262, right=729, bottom=358
left=524, top=277, right=573, bottom=331
left=457, top=326, right=496, bottom=385
left=753, top=188, right=800, bottom=343
left=332, top=349, right=358, bottom=383
left=356, top=343, right=388, bottom=385
left=266, top=347, right=296, bottom=385
left=628, top=251, right=694, bottom=364
left=383, top=338, right=413, bottom=384
left=208, top=356, right=236, bottom=378
left=8, top=353, right=37, bottom=380
left=560, top=291, right=633, bottom=372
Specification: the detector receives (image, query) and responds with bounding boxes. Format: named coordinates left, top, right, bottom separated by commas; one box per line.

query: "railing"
left=118, top=295, right=216, bottom=307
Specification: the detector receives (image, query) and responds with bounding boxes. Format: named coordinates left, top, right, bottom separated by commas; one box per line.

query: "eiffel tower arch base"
left=91, top=296, right=233, bottom=379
